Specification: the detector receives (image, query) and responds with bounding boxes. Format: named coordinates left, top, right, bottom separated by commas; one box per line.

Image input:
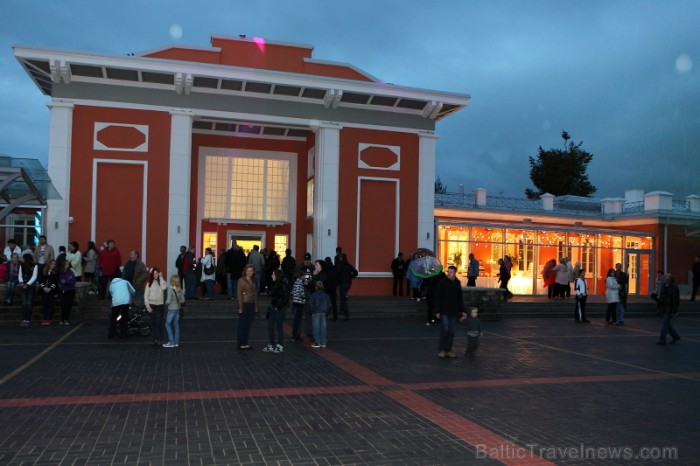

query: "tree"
left=434, top=176, right=448, bottom=194
left=525, top=131, right=597, bottom=199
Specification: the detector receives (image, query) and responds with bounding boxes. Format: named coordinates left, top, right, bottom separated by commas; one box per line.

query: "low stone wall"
left=462, top=287, right=502, bottom=321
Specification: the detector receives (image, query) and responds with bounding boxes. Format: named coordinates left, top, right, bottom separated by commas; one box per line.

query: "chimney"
left=601, top=198, right=624, bottom=214
left=644, top=191, right=673, bottom=211
left=686, top=194, right=700, bottom=213
left=541, top=193, right=554, bottom=211
left=474, top=188, right=487, bottom=206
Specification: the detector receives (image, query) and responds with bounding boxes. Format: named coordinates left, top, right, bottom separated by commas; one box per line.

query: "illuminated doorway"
left=625, top=250, right=652, bottom=295
left=228, top=230, right=265, bottom=257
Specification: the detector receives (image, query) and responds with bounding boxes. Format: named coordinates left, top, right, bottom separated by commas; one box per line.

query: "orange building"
left=14, top=35, right=469, bottom=295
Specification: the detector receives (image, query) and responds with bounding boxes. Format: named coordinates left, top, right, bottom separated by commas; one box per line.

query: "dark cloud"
left=1, top=1, right=699, bottom=198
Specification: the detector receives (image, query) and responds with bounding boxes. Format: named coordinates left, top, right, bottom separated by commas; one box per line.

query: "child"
left=163, top=275, right=184, bottom=348
left=460, top=307, right=482, bottom=359
left=263, top=269, right=288, bottom=353
left=290, top=270, right=307, bottom=342
left=308, top=281, right=332, bottom=348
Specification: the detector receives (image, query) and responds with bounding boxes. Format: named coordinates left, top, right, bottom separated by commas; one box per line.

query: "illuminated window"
left=203, top=156, right=290, bottom=221
left=202, top=232, right=217, bottom=255
left=274, top=234, right=288, bottom=257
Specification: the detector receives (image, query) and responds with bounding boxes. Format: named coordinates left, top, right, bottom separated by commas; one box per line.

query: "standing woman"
left=605, top=268, right=619, bottom=325
left=497, top=258, right=512, bottom=301
left=18, top=253, right=39, bottom=327
left=200, top=247, right=216, bottom=300
left=66, top=241, right=83, bottom=281
left=263, top=269, right=288, bottom=353
left=236, top=264, right=257, bottom=350
left=58, top=261, right=76, bottom=325
left=145, top=267, right=168, bottom=346
left=83, top=241, right=99, bottom=293
left=163, top=274, right=185, bottom=348
left=38, top=260, right=59, bottom=325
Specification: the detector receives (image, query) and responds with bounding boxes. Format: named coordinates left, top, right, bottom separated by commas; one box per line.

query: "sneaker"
left=163, top=342, right=175, bottom=348
left=274, top=344, right=283, bottom=353
left=426, top=322, right=432, bottom=326
left=311, top=342, right=321, bottom=348
left=438, top=351, right=446, bottom=358
left=64, top=321, right=70, bottom=326
left=671, top=337, right=680, bottom=344
left=446, top=351, right=457, bottom=358
left=262, top=344, right=275, bottom=352
left=41, top=320, right=49, bottom=326
left=174, top=343, right=179, bottom=347
left=321, top=344, right=326, bottom=348
left=20, top=320, right=29, bottom=327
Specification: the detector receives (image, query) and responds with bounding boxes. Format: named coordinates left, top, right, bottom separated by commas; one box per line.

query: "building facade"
left=15, top=35, right=469, bottom=295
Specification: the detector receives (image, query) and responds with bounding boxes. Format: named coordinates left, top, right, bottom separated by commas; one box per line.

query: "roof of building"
left=0, top=156, right=61, bottom=221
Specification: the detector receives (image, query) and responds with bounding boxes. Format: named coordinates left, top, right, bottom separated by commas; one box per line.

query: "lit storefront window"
left=436, top=224, right=653, bottom=296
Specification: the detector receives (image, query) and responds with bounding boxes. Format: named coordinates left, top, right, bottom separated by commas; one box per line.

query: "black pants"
left=466, top=335, right=480, bottom=357
left=466, top=277, right=476, bottom=287
left=99, top=274, right=115, bottom=299
left=575, top=296, right=587, bottom=322
left=109, top=305, right=129, bottom=338
left=691, top=279, right=699, bottom=301
left=392, top=275, right=404, bottom=296
left=606, top=302, right=618, bottom=323
left=61, top=290, right=76, bottom=322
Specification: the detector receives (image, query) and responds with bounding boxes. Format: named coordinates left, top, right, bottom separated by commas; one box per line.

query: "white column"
left=418, top=131, right=439, bottom=250
left=167, top=109, right=194, bottom=277
left=46, top=100, right=73, bottom=249
left=312, top=122, right=341, bottom=260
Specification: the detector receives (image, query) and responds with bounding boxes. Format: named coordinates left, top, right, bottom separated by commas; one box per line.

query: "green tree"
left=525, top=131, right=597, bottom=199
left=435, top=176, right=448, bottom=194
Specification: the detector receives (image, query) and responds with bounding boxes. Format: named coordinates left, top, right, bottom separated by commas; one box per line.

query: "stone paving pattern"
left=1, top=311, right=698, bottom=465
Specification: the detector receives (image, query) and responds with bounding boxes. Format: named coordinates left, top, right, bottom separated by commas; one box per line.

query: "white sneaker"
left=274, top=344, right=283, bottom=353
left=262, top=344, right=275, bottom=352
left=162, top=342, right=175, bottom=348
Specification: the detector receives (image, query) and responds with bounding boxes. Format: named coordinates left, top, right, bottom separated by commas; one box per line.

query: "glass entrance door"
left=625, top=250, right=652, bottom=295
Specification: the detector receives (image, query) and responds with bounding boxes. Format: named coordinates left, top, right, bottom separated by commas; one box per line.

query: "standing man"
left=34, top=235, right=55, bottom=271
left=615, top=262, right=629, bottom=326
left=690, top=255, right=700, bottom=301
left=281, top=248, right=297, bottom=286
left=183, top=246, right=196, bottom=299
left=247, top=244, right=265, bottom=293
left=334, top=246, right=343, bottom=267
left=336, top=253, right=357, bottom=321
left=656, top=273, right=681, bottom=345
left=97, top=240, right=121, bottom=300
left=123, top=250, right=148, bottom=309
left=4, top=239, right=22, bottom=259
left=574, top=270, right=590, bottom=323
left=390, top=252, right=406, bottom=296
left=434, top=265, right=466, bottom=359
left=467, top=253, right=479, bottom=287
left=225, top=240, right=247, bottom=300
left=175, top=245, right=186, bottom=288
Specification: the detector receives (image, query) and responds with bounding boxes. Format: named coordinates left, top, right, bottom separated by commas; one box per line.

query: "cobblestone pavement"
left=1, top=313, right=698, bottom=465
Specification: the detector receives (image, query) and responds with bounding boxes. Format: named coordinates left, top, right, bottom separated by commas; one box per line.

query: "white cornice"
left=13, top=45, right=470, bottom=106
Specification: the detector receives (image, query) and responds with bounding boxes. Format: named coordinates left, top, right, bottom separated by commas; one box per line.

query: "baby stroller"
left=116, top=307, right=151, bottom=338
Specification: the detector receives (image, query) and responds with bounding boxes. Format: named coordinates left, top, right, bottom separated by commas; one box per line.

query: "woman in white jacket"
left=605, top=268, right=619, bottom=325
left=145, top=268, right=168, bottom=345
left=200, top=247, right=216, bottom=300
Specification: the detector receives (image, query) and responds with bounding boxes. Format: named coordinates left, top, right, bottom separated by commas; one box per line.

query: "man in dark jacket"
left=391, top=252, right=406, bottom=297
left=690, top=255, right=700, bottom=301
left=434, top=265, right=465, bottom=358
left=336, top=253, right=357, bottom=321
left=225, top=240, right=247, bottom=300
left=657, top=273, right=681, bottom=345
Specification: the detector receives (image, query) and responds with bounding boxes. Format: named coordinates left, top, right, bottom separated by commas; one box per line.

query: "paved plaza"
left=0, top=310, right=698, bottom=465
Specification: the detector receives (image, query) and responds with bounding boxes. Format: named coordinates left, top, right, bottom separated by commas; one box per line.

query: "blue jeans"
left=184, top=273, right=196, bottom=298
left=165, top=308, right=180, bottom=344
left=291, top=303, right=304, bottom=339
left=439, top=314, right=457, bottom=352
left=21, top=285, right=36, bottom=321
left=5, top=280, right=17, bottom=304
left=658, top=313, right=679, bottom=342
left=237, top=302, right=254, bottom=346
left=312, top=312, right=327, bottom=345
left=616, top=301, right=626, bottom=323
left=227, top=273, right=238, bottom=299
left=267, top=305, right=286, bottom=345
left=205, top=279, right=215, bottom=298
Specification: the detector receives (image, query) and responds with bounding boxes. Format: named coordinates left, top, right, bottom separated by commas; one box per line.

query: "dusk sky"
left=2, top=0, right=698, bottom=199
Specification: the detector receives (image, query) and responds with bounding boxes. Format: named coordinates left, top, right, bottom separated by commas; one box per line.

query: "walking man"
left=434, top=265, right=466, bottom=359
left=656, top=273, right=681, bottom=345
left=467, top=253, right=479, bottom=287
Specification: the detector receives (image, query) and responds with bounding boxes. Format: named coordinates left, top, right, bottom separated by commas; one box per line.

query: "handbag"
left=203, top=257, right=216, bottom=275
